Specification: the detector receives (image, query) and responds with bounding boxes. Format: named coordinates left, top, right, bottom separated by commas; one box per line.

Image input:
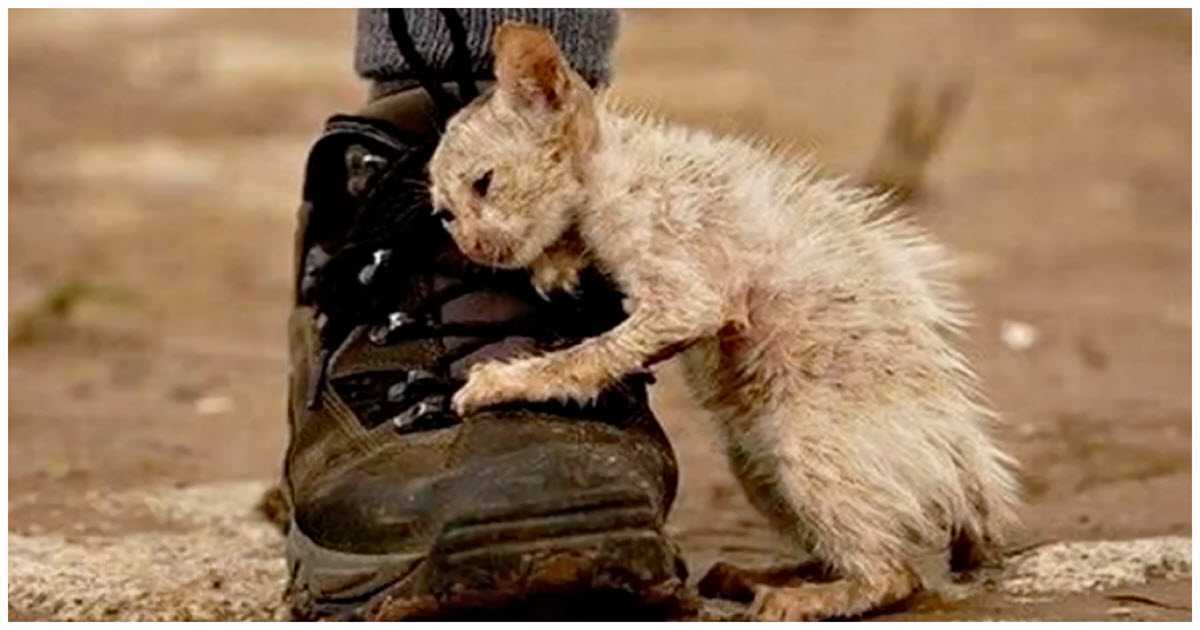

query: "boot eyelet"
left=368, top=310, right=418, bottom=345
left=386, top=382, right=408, bottom=403
left=391, top=394, right=452, bottom=433
left=358, top=249, right=393, bottom=286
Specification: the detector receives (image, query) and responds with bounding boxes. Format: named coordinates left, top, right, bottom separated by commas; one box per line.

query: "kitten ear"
left=492, top=21, right=571, bottom=110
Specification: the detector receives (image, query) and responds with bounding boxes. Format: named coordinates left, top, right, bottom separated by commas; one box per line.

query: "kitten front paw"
left=452, top=361, right=525, bottom=416
left=529, top=255, right=582, bottom=300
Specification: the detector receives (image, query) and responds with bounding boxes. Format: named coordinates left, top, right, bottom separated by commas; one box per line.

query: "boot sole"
left=286, top=499, right=692, bottom=620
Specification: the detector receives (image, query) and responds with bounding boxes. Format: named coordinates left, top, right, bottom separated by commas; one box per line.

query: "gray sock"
left=355, top=8, right=619, bottom=99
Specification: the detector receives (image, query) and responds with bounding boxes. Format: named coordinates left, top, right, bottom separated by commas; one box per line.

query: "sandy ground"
left=8, top=9, right=1192, bottom=621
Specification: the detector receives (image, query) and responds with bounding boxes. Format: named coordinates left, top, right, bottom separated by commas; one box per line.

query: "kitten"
left=428, top=22, right=1019, bottom=620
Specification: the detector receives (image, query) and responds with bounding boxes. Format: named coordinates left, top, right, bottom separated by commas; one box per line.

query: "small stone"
left=194, top=396, right=234, bottom=416
left=1000, top=320, right=1039, bottom=351
left=1000, top=537, right=1191, bottom=596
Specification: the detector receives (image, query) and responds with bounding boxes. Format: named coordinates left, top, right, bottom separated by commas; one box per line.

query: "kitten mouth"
left=466, top=242, right=519, bottom=269
left=483, top=255, right=523, bottom=269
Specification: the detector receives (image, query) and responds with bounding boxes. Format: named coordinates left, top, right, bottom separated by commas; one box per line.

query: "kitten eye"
left=472, top=169, right=493, bottom=197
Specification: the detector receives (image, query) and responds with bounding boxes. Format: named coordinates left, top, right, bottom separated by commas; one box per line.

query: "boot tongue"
left=355, top=81, right=492, bottom=142
left=355, top=88, right=444, bottom=144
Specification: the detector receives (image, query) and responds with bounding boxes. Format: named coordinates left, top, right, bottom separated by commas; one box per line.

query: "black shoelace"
left=387, top=9, right=479, bottom=130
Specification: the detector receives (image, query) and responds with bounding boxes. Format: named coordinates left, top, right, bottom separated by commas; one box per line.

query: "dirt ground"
left=8, top=9, right=1192, bottom=621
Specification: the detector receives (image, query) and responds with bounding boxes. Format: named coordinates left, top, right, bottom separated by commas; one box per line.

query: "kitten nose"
left=458, top=234, right=487, bottom=261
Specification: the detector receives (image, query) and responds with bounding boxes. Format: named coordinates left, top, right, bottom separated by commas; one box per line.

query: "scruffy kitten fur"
left=429, top=22, right=1019, bottom=620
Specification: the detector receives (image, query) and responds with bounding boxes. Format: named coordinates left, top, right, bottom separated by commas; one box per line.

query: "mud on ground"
left=8, top=9, right=1192, bottom=620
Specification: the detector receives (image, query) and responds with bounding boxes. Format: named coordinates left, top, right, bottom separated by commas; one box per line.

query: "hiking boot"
left=281, top=87, right=690, bottom=620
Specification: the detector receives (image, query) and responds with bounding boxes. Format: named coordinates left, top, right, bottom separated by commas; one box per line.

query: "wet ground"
left=8, top=9, right=1192, bottom=620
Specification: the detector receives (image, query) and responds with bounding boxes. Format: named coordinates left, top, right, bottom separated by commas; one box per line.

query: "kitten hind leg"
left=698, top=559, right=831, bottom=603
left=716, top=410, right=924, bottom=620
left=749, top=565, right=920, bottom=621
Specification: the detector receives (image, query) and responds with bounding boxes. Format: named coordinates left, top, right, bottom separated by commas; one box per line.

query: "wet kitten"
left=428, top=22, right=1019, bottom=620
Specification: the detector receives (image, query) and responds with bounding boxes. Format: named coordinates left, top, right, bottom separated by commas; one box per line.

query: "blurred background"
left=8, top=9, right=1191, bottom=620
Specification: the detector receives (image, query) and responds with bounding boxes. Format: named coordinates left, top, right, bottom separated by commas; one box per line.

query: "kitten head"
left=428, top=21, right=599, bottom=269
